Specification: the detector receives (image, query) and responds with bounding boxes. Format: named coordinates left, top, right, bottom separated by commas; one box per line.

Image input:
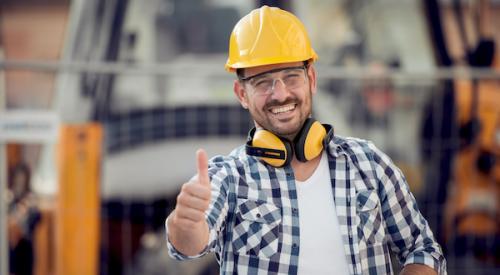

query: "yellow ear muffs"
left=245, top=128, right=293, bottom=167
left=245, top=119, right=334, bottom=167
left=294, top=118, right=327, bottom=162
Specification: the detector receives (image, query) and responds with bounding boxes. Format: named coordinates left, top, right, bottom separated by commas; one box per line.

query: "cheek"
left=247, top=97, right=264, bottom=111
left=249, top=104, right=264, bottom=118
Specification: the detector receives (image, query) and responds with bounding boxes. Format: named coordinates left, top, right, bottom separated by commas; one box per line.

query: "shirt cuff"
left=404, top=251, right=447, bottom=275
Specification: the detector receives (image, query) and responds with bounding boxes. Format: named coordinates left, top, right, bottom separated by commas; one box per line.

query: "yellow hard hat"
left=225, top=5, right=318, bottom=72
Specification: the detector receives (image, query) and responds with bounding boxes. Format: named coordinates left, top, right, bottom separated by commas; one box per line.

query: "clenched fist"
left=171, top=149, right=212, bottom=231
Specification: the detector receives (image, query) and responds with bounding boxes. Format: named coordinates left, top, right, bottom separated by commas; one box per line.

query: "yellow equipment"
left=245, top=118, right=333, bottom=167
left=225, top=5, right=318, bottom=72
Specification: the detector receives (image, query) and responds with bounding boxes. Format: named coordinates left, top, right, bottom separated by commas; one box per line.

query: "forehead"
left=242, top=61, right=304, bottom=78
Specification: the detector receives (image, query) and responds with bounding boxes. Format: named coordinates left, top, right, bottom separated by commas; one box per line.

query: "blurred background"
left=0, top=0, right=499, bottom=274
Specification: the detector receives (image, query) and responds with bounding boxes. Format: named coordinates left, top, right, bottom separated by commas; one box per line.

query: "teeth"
left=271, top=104, right=295, bottom=114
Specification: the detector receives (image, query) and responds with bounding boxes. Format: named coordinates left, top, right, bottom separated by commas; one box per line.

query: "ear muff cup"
left=248, top=128, right=293, bottom=167
left=245, top=119, right=334, bottom=167
left=294, top=118, right=327, bottom=162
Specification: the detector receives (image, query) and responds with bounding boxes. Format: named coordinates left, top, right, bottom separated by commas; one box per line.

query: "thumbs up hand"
left=171, top=149, right=212, bottom=230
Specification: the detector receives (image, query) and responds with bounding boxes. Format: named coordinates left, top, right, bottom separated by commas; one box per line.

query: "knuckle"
left=176, top=193, right=189, bottom=207
left=203, top=189, right=212, bottom=199
left=176, top=193, right=184, bottom=204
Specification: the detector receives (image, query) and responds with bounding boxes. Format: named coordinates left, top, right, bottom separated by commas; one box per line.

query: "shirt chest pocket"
left=356, top=190, right=385, bottom=245
left=232, top=199, right=282, bottom=258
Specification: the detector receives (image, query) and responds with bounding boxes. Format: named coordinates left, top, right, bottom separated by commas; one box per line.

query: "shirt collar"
left=326, top=135, right=347, bottom=158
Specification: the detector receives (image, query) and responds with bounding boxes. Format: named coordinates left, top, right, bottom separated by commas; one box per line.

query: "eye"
left=283, top=73, right=302, bottom=86
left=253, top=78, right=274, bottom=90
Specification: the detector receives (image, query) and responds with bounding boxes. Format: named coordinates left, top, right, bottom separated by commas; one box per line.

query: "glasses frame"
left=239, top=65, right=309, bottom=96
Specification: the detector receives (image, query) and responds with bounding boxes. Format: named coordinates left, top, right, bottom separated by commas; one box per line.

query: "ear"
left=307, top=65, right=317, bottom=95
left=233, top=80, right=249, bottom=109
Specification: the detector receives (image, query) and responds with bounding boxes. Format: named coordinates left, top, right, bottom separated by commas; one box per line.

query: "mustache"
left=264, top=98, right=299, bottom=109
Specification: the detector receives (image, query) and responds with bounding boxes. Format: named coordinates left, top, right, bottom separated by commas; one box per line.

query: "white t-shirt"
left=295, top=151, right=351, bottom=274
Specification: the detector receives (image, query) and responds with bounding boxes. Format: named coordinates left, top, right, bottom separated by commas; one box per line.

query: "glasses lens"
left=248, top=67, right=306, bottom=95
left=282, top=69, right=306, bottom=89
left=249, top=77, right=272, bottom=94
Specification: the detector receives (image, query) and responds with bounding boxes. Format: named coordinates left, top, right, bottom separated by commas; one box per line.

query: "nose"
left=270, top=78, right=289, bottom=100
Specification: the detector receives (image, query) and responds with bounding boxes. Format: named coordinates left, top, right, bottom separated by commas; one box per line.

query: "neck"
left=282, top=134, right=297, bottom=142
left=291, top=152, right=323, bottom=182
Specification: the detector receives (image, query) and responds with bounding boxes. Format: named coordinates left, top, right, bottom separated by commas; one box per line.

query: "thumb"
left=196, top=149, right=209, bottom=186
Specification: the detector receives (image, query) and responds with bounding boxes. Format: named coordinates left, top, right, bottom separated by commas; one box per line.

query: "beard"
left=250, top=89, right=313, bottom=140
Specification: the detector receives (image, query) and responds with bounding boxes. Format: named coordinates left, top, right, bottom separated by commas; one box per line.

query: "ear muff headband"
left=246, top=128, right=292, bottom=167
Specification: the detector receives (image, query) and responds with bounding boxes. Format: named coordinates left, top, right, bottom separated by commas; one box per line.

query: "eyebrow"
left=239, top=65, right=305, bottom=82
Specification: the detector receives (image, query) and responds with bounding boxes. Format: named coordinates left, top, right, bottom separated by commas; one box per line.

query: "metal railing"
left=1, top=61, right=499, bottom=275
left=1, top=59, right=500, bottom=79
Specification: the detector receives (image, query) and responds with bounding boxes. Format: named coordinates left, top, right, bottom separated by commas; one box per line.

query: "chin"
left=270, top=122, right=303, bottom=137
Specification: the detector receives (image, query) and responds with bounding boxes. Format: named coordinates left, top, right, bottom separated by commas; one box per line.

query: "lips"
left=269, top=103, right=296, bottom=114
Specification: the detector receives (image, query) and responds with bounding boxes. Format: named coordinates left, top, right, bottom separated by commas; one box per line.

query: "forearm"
left=400, top=264, right=437, bottom=275
left=166, top=210, right=210, bottom=256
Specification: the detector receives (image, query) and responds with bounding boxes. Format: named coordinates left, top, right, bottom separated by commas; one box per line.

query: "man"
left=166, top=5, right=446, bottom=275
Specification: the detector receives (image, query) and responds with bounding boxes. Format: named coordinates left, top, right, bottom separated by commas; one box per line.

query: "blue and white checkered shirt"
left=167, top=135, right=447, bottom=274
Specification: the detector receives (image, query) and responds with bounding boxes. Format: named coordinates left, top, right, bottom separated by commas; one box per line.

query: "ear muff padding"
left=294, top=118, right=327, bottom=162
left=246, top=128, right=293, bottom=167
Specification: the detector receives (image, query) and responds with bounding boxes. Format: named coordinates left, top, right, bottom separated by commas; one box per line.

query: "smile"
left=270, top=104, right=296, bottom=114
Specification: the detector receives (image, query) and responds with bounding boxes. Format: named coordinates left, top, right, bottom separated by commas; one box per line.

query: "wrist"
left=166, top=211, right=210, bottom=256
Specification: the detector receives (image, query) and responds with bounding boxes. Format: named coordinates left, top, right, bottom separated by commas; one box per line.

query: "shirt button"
left=256, top=213, right=261, bottom=218
left=292, top=243, right=298, bottom=249
left=292, top=208, right=298, bottom=215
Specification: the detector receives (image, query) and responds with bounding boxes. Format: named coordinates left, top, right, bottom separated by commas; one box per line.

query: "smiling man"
left=166, top=5, right=446, bottom=275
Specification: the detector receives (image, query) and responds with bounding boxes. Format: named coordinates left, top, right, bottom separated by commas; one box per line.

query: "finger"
left=177, top=191, right=210, bottom=211
left=196, top=149, right=209, bottom=186
left=176, top=207, right=206, bottom=223
left=184, top=182, right=211, bottom=200
left=173, top=217, right=198, bottom=230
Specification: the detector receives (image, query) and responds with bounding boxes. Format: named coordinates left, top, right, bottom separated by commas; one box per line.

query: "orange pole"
left=56, top=124, right=102, bottom=275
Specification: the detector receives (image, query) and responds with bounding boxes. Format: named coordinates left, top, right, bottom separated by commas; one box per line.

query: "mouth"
left=269, top=103, right=297, bottom=115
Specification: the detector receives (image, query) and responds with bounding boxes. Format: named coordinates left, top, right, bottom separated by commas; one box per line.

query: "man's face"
left=234, top=62, right=317, bottom=140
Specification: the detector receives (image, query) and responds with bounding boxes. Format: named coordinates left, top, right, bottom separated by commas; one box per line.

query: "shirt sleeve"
left=367, top=142, right=447, bottom=275
left=166, top=155, right=233, bottom=260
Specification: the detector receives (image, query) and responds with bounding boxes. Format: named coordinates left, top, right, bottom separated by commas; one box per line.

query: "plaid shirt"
left=167, top=135, right=447, bottom=274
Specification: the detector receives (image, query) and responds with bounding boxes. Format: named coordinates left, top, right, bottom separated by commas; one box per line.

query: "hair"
left=236, top=68, right=245, bottom=80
